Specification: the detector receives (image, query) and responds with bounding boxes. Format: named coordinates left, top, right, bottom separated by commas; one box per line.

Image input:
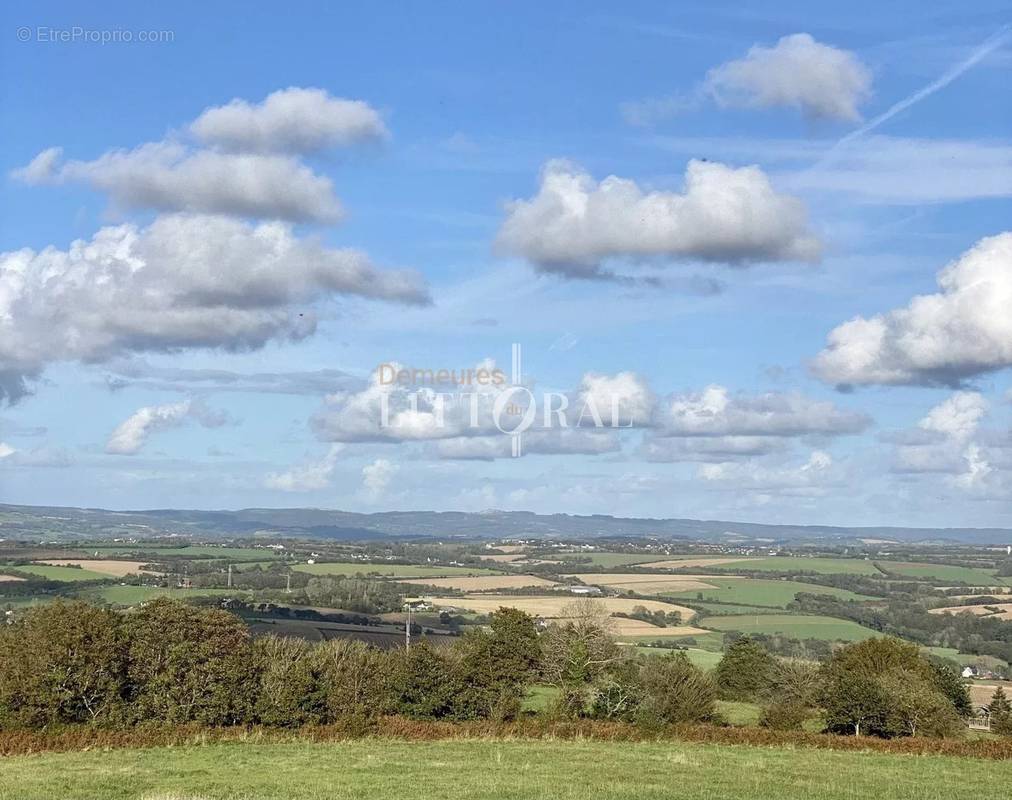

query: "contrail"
left=816, top=25, right=1010, bottom=165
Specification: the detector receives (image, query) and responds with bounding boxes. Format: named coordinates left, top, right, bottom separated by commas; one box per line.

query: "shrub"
left=123, top=599, right=256, bottom=725
left=637, top=652, right=718, bottom=726
left=318, top=638, right=398, bottom=721
left=392, top=643, right=459, bottom=719
left=253, top=636, right=327, bottom=727
left=759, top=702, right=808, bottom=731
left=713, top=637, right=777, bottom=702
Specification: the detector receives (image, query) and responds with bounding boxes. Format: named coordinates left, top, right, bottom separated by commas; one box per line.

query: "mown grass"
left=1, top=738, right=1009, bottom=800
left=718, top=557, right=883, bottom=575
left=292, top=562, right=500, bottom=578
left=7, top=564, right=108, bottom=582
left=664, top=577, right=871, bottom=607
left=703, top=614, right=879, bottom=642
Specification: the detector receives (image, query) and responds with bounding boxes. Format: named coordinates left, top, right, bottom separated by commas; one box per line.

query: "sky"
left=1, top=1, right=1011, bottom=527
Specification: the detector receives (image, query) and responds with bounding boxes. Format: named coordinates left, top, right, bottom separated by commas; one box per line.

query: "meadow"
left=75, top=585, right=256, bottom=606
left=702, top=613, right=881, bottom=642
left=661, top=576, right=872, bottom=607
left=85, top=545, right=284, bottom=561
left=5, top=564, right=108, bottom=582
left=1, top=738, right=1008, bottom=800
left=292, top=562, right=500, bottom=578
left=706, top=556, right=883, bottom=575
left=882, top=562, right=1008, bottom=584
left=558, top=552, right=682, bottom=567
left=397, top=575, right=558, bottom=591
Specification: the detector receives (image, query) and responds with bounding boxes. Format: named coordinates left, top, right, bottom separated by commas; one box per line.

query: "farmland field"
left=881, top=562, right=1008, bottom=584
left=1, top=739, right=1008, bottom=800
left=426, top=594, right=697, bottom=620
left=36, top=559, right=160, bottom=577
left=660, top=577, right=872, bottom=607
left=84, top=545, right=283, bottom=561
left=397, top=575, right=558, bottom=591
left=75, top=585, right=255, bottom=606
left=702, top=556, right=883, bottom=575
left=292, top=562, right=500, bottom=578
left=0, top=574, right=25, bottom=582
left=558, top=552, right=683, bottom=568
left=7, top=564, right=108, bottom=582
left=702, top=614, right=880, bottom=642
left=930, top=602, right=1012, bottom=620
left=563, top=573, right=737, bottom=593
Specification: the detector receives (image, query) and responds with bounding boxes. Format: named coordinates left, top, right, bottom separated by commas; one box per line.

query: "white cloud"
left=699, top=449, right=836, bottom=492
left=641, top=435, right=787, bottom=463
left=704, top=33, right=871, bottom=121
left=919, top=391, right=988, bottom=441
left=15, top=142, right=342, bottom=224
left=496, top=159, right=820, bottom=278
left=191, top=87, right=388, bottom=154
left=0, top=442, right=15, bottom=459
left=264, top=444, right=345, bottom=492
left=105, top=399, right=228, bottom=455
left=657, top=385, right=869, bottom=437
left=576, top=372, right=655, bottom=427
left=813, top=233, right=1012, bottom=387
left=362, top=458, right=398, bottom=500
left=0, top=214, right=428, bottom=404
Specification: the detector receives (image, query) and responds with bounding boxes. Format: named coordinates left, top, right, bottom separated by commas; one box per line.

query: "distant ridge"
left=1, top=502, right=1010, bottom=545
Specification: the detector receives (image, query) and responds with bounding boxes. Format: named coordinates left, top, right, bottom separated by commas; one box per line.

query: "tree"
left=590, top=658, right=644, bottom=721
left=392, top=643, right=458, bottom=719
left=637, top=652, right=718, bottom=726
left=452, top=607, right=541, bottom=720
left=540, top=600, right=622, bottom=717
left=822, top=671, right=890, bottom=737
left=989, top=686, right=1012, bottom=736
left=253, top=635, right=327, bottom=727
left=0, top=601, right=127, bottom=726
left=759, top=659, right=822, bottom=731
left=319, top=638, right=398, bottom=721
left=124, top=599, right=255, bottom=725
left=713, top=637, right=776, bottom=701
left=879, top=670, right=962, bottom=738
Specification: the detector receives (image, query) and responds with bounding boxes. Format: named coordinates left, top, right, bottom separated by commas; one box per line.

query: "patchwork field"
left=702, top=556, right=883, bottom=575
left=6, top=564, right=109, bottom=582
left=75, top=585, right=255, bottom=606
left=702, top=614, right=880, bottom=642
left=426, top=594, right=700, bottom=635
left=36, top=559, right=160, bottom=577
left=881, top=562, right=1008, bottom=584
left=639, top=557, right=759, bottom=569
left=397, top=575, right=557, bottom=591
left=558, top=553, right=683, bottom=568
left=660, top=576, right=872, bottom=607
left=930, top=602, right=1012, bottom=620
left=1, top=738, right=1009, bottom=800
left=292, top=562, right=500, bottom=578
left=476, top=553, right=525, bottom=563
left=563, top=573, right=738, bottom=593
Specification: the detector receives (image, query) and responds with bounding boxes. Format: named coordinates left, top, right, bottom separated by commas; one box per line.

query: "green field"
left=5, top=564, right=108, bottom=582
left=292, top=562, right=500, bottom=578
left=75, top=585, right=255, bottom=606
left=880, top=562, right=1007, bottom=584
left=559, top=553, right=680, bottom=567
left=1, top=739, right=1008, bottom=800
left=626, top=630, right=728, bottom=651
left=703, top=614, right=879, bottom=642
left=925, top=647, right=1010, bottom=671
left=718, top=557, right=882, bottom=575
left=634, top=646, right=725, bottom=671
left=690, top=601, right=795, bottom=616
left=84, top=545, right=283, bottom=561
left=664, top=577, right=871, bottom=608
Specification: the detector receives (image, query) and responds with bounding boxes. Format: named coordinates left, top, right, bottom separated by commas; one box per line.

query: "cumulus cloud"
left=0, top=214, right=428, bottom=404
left=105, top=399, right=228, bottom=455
left=13, top=88, right=387, bottom=223
left=362, top=458, right=398, bottom=500
left=496, top=159, right=820, bottom=278
left=813, top=233, right=1012, bottom=387
left=699, top=449, right=837, bottom=493
left=0, top=442, right=15, bottom=459
left=264, top=444, right=345, bottom=492
left=704, top=33, right=871, bottom=121
left=656, top=385, right=870, bottom=437
left=15, top=142, right=342, bottom=223
left=191, top=87, right=388, bottom=154
left=433, top=429, right=621, bottom=460
left=576, top=372, right=655, bottom=428
left=641, top=435, right=788, bottom=463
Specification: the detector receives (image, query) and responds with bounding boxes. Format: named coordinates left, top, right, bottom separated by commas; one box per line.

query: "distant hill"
left=1, top=502, right=1010, bottom=545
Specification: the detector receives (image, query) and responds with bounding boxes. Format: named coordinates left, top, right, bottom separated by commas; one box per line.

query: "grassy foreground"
left=2, top=738, right=1010, bottom=800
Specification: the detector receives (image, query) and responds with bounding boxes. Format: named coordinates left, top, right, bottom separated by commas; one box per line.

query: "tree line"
left=1, top=598, right=1009, bottom=738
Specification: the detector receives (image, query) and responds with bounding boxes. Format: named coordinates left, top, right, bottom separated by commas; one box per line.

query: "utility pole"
left=227, top=563, right=233, bottom=589
left=285, top=572, right=292, bottom=593
left=405, top=603, right=412, bottom=651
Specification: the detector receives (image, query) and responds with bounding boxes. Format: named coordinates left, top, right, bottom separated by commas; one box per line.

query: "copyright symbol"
left=16, top=27, right=32, bottom=42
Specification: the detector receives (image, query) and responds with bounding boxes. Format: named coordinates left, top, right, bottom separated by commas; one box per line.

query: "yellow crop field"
left=426, top=594, right=697, bottom=622
left=36, top=559, right=161, bottom=577
left=930, top=602, right=1012, bottom=620
left=397, top=575, right=558, bottom=591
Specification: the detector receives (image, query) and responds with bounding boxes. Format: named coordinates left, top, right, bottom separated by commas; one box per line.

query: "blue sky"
left=1, top=1, right=1010, bottom=526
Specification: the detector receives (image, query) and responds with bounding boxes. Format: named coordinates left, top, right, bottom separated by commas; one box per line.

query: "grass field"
left=1, top=739, right=1008, bottom=800
left=881, top=562, right=1007, bottom=584
left=558, top=553, right=682, bottom=568
left=292, top=562, right=500, bottom=578
left=7, top=564, right=109, bottom=582
left=397, top=575, right=558, bottom=591
left=85, top=545, right=283, bottom=561
left=710, top=556, right=883, bottom=575
left=662, top=577, right=872, bottom=607
left=702, top=614, right=880, bottom=642
left=562, top=573, right=723, bottom=594
left=691, top=601, right=791, bottom=616
left=75, top=585, right=255, bottom=606
left=634, top=646, right=725, bottom=671
left=925, top=647, right=1010, bottom=671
